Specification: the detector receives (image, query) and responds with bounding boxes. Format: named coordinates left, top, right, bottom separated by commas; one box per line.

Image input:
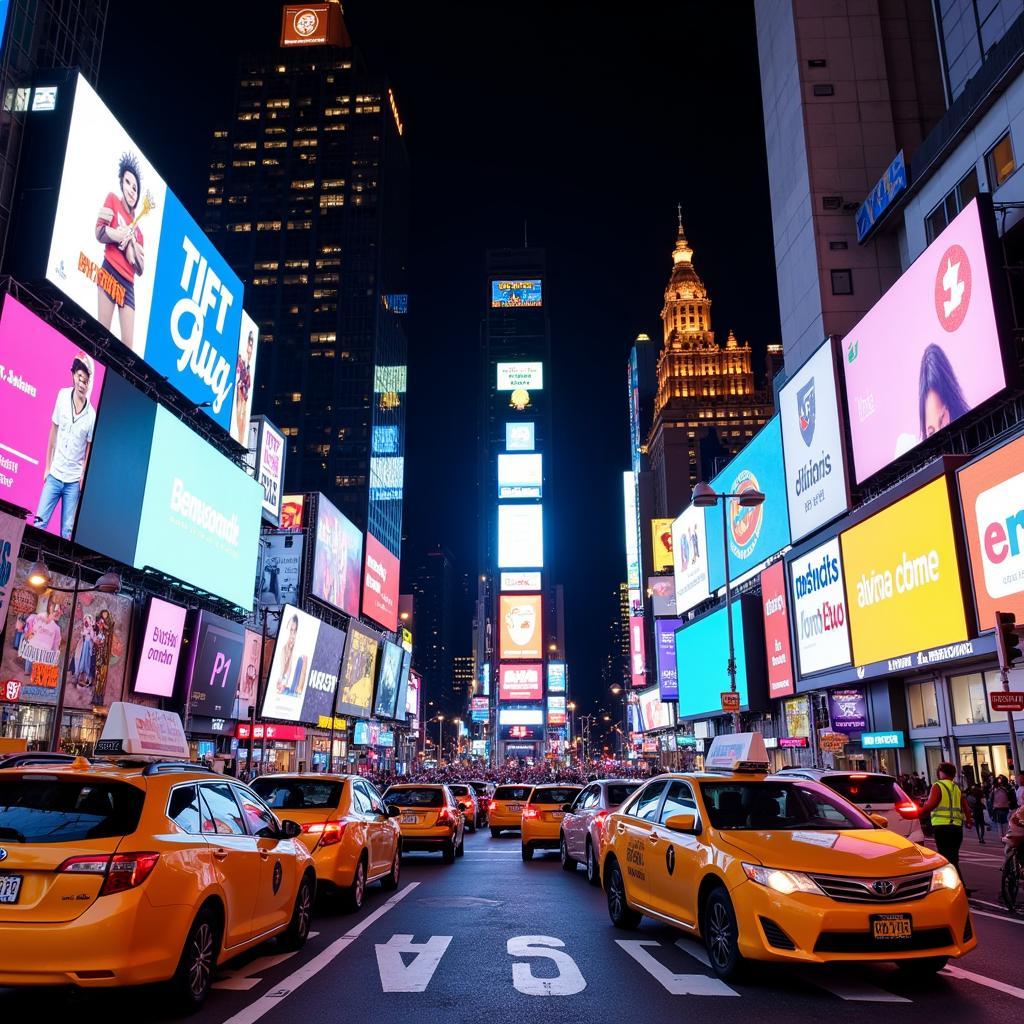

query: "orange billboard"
left=958, top=432, right=1024, bottom=628
left=280, top=4, right=348, bottom=47
left=499, top=594, right=543, bottom=660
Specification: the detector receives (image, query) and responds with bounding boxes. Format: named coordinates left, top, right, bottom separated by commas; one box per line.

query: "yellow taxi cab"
left=382, top=783, right=465, bottom=863
left=601, top=733, right=974, bottom=981
left=0, top=704, right=315, bottom=1010
left=489, top=783, right=533, bottom=836
left=251, top=773, right=401, bottom=911
left=521, top=785, right=582, bottom=861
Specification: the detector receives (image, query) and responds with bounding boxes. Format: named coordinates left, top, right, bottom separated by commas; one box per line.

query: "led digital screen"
left=251, top=416, right=285, bottom=526
left=186, top=612, right=244, bottom=719
left=498, top=453, right=542, bottom=499
left=362, top=532, right=399, bottom=632
left=406, top=669, right=420, bottom=729
left=374, top=639, right=404, bottom=719
left=372, top=424, right=399, bottom=454
left=260, top=604, right=344, bottom=724
left=623, top=472, right=641, bottom=590
left=672, top=503, right=709, bottom=614
left=353, top=720, right=370, bottom=745
left=788, top=537, right=852, bottom=677
left=654, top=618, right=682, bottom=701
left=491, top=279, right=542, bottom=307
left=842, top=198, right=1008, bottom=484
left=499, top=594, right=543, bottom=659
left=547, top=695, right=566, bottom=727
left=45, top=76, right=254, bottom=444
left=506, top=422, right=536, bottom=451
left=650, top=518, right=674, bottom=572
left=395, top=648, right=412, bottom=721
left=498, top=504, right=543, bottom=568
left=496, top=362, right=543, bottom=391
left=133, top=596, right=187, bottom=697
left=0, top=295, right=107, bottom=539
left=257, top=531, right=303, bottom=609
left=369, top=455, right=404, bottom=501
left=547, top=661, right=567, bottom=693
left=498, top=663, right=542, bottom=702
left=629, top=615, right=646, bottom=687
left=497, top=706, right=543, bottom=726
left=638, top=686, right=673, bottom=731
left=649, top=576, right=677, bottom=617
left=311, top=493, right=363, bottom=617
left=336, top=620, right=381, bottom=719
left=705, top=416, right=791, bottom=589
left=501, top=571, right=542, bottom=592
left=374, top=365, right=407, bottom=394
left=761, top=561, right=795, bottom=698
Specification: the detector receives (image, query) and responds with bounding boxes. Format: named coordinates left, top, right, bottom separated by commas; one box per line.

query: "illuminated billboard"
left=498, top=453, right=542, bottom=499
left=788, top=537, right=852, bottom=677
left=496, top=362, right=543, bottom=391
left=651, top=518, right=674, bottom=572
left=362, top=532, right=399, bottom=632
left=373, top=639, right=404, bottom=719
left=374, top=364, right=407, bottom=398
left=629, top=615, right=647, bottom=687
left=185, top=612, right=244, bottom=719
left=842, top=198, right=1009, bottom=484
left=841, top=477, right=968, bottom=667
left=280, top=3, right=347, bottom=46
left=336, top=620, right=381, bottom=719
left=547, top=695, right=567, bottom=727
left=498, top=663, right=542, bottom=702
left=672, top=504, right=709, bottom=614
left=133, top=597, right=187, bottom=698
left=706, top=416, right=790, bottom=589
left=499, top=594, right=543, bottom=659
left=491, top=279, right=542, bottom=307
left=654, top=618, right=681, bottom=701
left=44, top=76, right=254, bottom=444
left=623, top=472, right=641, bottom=590
left=498, top=503, right=543, bottom=568
left=506, top=422, right=535, bottom=451
left=75, top=379, right=263, bottom=608
left=649, top=576, right=677, bottom=617
left=760, top=561, right=795, bottom=698
left=638, top=686, right=673, bottom=731
left=0, top=294, right=107, bottom=539
left=311, top=493, right=363, bottom=617
left=547, top=661, right=567, bottom=693
left=501, top=571, right=542, bottom=592
left=369, top=455, right=404, bottom=501
left=257, top=531, right=303, bottom=608
left=248, top=416, right=285, bottom=526
left=497, top=707, right=543, bottom=726
left=372, top=424, right=399, bottom=454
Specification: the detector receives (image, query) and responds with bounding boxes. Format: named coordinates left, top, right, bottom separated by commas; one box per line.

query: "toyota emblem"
left=872, top=879, right=895, bottom=897
left=0, top=848, right=7, bottom=862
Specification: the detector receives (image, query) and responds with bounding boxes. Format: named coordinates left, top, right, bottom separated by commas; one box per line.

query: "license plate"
left=871, top=914, right=912, bottom=940
left=401, top=815, right=418, bottom=824
left=0, top=875, right=22, bottom=904
left=509, top=804, right=522, bottom=812
left=549, top=811, right=563, bottom=819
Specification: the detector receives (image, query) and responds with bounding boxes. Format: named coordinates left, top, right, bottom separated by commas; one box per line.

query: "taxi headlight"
left=930, top=865, right=960, bottom=892
left=742, top=862, right=820, bottom=895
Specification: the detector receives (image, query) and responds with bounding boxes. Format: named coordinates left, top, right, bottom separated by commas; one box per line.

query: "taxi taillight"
left=436, top=808, right=457, bottom=826
left=895, top=802, right=920, bottom=818
left=521, top=807, right=539, bottom=820
left=302, top=820, right=348, bottom=848
left=58, top=853, right=160, bottom=896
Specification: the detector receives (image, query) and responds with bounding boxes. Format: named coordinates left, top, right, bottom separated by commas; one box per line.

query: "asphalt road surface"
left=2, top=828, right=1022, bottom=1022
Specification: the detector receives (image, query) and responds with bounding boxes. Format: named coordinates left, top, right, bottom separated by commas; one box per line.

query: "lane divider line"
left=796, top=968, right=910, bottom=1003
left=969, top=907, right=1024, bottom=925
left=943, top=964, right=1024, bottom=1000
left=218, top=883, right=419, bottom=1024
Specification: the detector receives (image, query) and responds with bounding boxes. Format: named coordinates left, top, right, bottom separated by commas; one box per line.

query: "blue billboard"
left=491, top=279, right=542, bottom=308
left=705, top=416, right=790, bottom=590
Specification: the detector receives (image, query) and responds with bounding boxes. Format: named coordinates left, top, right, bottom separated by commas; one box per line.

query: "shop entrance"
left=958, top=743, right=1012, bottom=787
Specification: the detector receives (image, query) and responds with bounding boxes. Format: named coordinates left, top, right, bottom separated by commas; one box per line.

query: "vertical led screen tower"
left=480, top=247, right=555, bottom=763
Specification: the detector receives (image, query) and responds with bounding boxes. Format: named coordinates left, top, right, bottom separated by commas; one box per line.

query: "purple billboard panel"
left=828, top=687, right=867, bottom=733
left=655, top=618, right=682, bottom=701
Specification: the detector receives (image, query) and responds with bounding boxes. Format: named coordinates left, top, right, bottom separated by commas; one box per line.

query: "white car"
left=772, top=768, right=924, bottom=841
left=559, top=779, right=643, bottom=884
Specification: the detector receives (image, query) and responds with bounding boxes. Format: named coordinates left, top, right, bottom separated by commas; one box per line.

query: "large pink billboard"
left=362, top=532, right=399, bottom=632
left=0, top=295, right=106, bottom=538
left=842, top=197, right=1007, bottom=484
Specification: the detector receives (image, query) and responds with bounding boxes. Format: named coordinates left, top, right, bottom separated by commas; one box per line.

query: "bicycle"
left=1000, top=843, right=1022, bottom=912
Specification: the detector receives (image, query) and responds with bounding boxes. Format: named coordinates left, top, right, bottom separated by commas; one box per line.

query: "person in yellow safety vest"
left=920, top=761, right=974, bottom=892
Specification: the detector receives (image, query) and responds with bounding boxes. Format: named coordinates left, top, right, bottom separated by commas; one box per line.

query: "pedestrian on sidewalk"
left=990, top=775, right=1014, bottom=838
left=920, top=761, right=974, bottom=888
left=966, top=784, right=986, bottom=843
left=1016, top=772, right=1024, bottom=811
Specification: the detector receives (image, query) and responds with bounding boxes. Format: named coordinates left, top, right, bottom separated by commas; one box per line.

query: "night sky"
left=102, top=1, right=781, bottom=711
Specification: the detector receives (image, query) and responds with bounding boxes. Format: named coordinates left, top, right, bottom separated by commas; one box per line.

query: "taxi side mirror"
left=387, top=805, right=402, bottom=818
left=869, top=813, right=889, bottom=829
left=561, top=803, right=574, bottom=813
left=279, top=819, right=302, bottom=839
left=663, top=813, right=698, bottom=834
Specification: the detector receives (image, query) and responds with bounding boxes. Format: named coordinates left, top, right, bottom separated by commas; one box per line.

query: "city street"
left=2, top=829, right=1020, bottom=1022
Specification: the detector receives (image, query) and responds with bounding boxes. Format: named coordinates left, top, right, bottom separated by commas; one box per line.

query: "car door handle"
left=648, top=833, right=660, bottom=843
left=259, top=849, right=270, bottom=860
left=617, top=823, right=625, bottom=834
left=213, top=848, right=229, bottom=861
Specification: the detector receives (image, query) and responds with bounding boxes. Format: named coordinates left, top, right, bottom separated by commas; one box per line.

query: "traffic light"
left=995, top=611, right=1023, bottom=671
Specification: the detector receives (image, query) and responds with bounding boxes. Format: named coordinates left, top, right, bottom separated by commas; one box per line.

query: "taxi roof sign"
left=704, top=732, right=770, bottom=773
left=95, top=703, right=189, bottom=760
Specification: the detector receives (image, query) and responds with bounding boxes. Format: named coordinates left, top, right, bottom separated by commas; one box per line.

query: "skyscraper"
left=406, top=547, right=455, bottom=714
left=204, top=2, right=410, bottom=560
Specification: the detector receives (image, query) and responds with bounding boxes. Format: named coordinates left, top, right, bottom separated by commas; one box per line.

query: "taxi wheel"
left=522, top=842, right=534, bottom=861
left=280, top=873, right=314, bottom=951
left=170, top=906, right=220, bottom=1010
left=456, top=832, right=465, bottom=857
left=342, top=858, right=367, bottom=911
left=560, top=835, right=576, bottom=872
left=704, top=887, right=745, bottom=981
left=381, top=849, right=401, bottom=891
left=586, top=840, right=600, bottom=886
left=490, top=827, right=501, bottom=838
left=605, top=858, right=641, bottom=929
left=466, top=817, right=477, bottom=833
left=443, top=839, right=457, bottom=864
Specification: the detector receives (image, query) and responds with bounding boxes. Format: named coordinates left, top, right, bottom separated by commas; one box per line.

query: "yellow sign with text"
left=651, top=518, right=674, bottom=572
left=840, top=477, right=967, bottom=667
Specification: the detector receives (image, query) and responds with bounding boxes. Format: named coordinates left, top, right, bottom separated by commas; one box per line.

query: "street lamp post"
left=691, top=482, right=765, bottom=735
left=437, top=714, right=445, bottom=766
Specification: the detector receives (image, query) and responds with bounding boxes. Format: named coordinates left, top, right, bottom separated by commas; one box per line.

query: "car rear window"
left=469, top=782, right=490, bottom=795
left=448, top=785, right=471, bottom=797
left=384, top=788, right=443, bottom=807
left=607, top=784, right=641, bottom=806
left=531, top=787, right=580, bottom=806
left=250, top=778, right=344, bottom=810
left=493, top=786, right=531, bottom=801
left=0, top=777, right=144, bottom=844
left=822, top=775, right=900, bottom=805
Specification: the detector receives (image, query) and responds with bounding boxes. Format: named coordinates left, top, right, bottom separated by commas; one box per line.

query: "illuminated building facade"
left=203, top=3, right=409, bottom=558
left=647, top=218, right=778, bottom=518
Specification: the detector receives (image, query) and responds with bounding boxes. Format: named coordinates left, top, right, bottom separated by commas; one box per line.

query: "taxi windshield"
left=530, top=787, right=580, bottom=806
left=384, top=788, right=443, bottom=808
left=699, top=781, right=872, bottom=831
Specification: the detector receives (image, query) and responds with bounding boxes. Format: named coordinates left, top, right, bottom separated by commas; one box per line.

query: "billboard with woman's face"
left=261, top=605, right=320, bottom=723
left=842, top=197, right=1009, bottom=483
left=311, top=493, right=363, bottom=618
left=335, top=620, right=380, bottom=719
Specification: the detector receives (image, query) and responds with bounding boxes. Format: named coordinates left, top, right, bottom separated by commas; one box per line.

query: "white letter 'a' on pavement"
left=616, top=941, right=739, bottom=996
left=507, top=935, right=586, bottom=996
left=375, top=934, right=453, bottom=992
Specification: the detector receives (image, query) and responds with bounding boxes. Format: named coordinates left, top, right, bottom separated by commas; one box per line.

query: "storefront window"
left=908, top=680, right=940, bottom=728
left=951, top=673, right=988, bottom=725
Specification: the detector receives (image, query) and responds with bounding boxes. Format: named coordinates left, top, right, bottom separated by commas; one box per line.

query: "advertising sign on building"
left=629, top=615, right=647, bottom=688
left=623, top=472, right=641, bottom=590
left=841, top=477, right=968, bottom=667
left=335, top=620, right=380, bottom=720
left=186, top=612, right=244, bottom=719
left=280, top=4, right=347, bottom=46
left=362, top=532, right=399, bottom=632
left=133, top=596, right=187, bottom=698
left=491, top=280, right=543, bottom=308
left=547, top=661, right=567, bottom=693
left=828, top=687, right=867, bottom=733
left=506, top=422, right=535, bottom=451
left=649, top=576, right=677, bottom=617
left=547, top=694, right=567, bottom=726
left=250, top=416, right=286, bottom=526
left=655, top=618, right=681, bottom=701
left=638, top=685, right=673, bottom=731
left=672, top=503, right=709, bottom=614
left=842, top=197, right=1009, bottom=484
left=0, top=511, right=25, bottom=627
left=650, top=518, right=674, bottom=572
left=498, top=504, right=543, bottom=568
left=498, top=663, right=542, bottom=702
left=45, top=76, right=255, bottom=443
left=496, top=362, right=543, bottom=390
left=957, top=430, right=1024, bottom=629
left=311, top=493, right=363, bottom=618
left=761, top=561, right=795, bottom=698
left=779, top=338, right=849, bottom=542
left=498, top=452, right=543, bottom=499
left=782, top=696, right=811, bottom=738
left=373, top=640, right=404, bottom=719
left=499, top=593, right=543, bottom=660
left=788, top=537, right=852, bottom=676
left=501, top=571, right=542, bottom=592
left=256, top=532, right=303, bottom=609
